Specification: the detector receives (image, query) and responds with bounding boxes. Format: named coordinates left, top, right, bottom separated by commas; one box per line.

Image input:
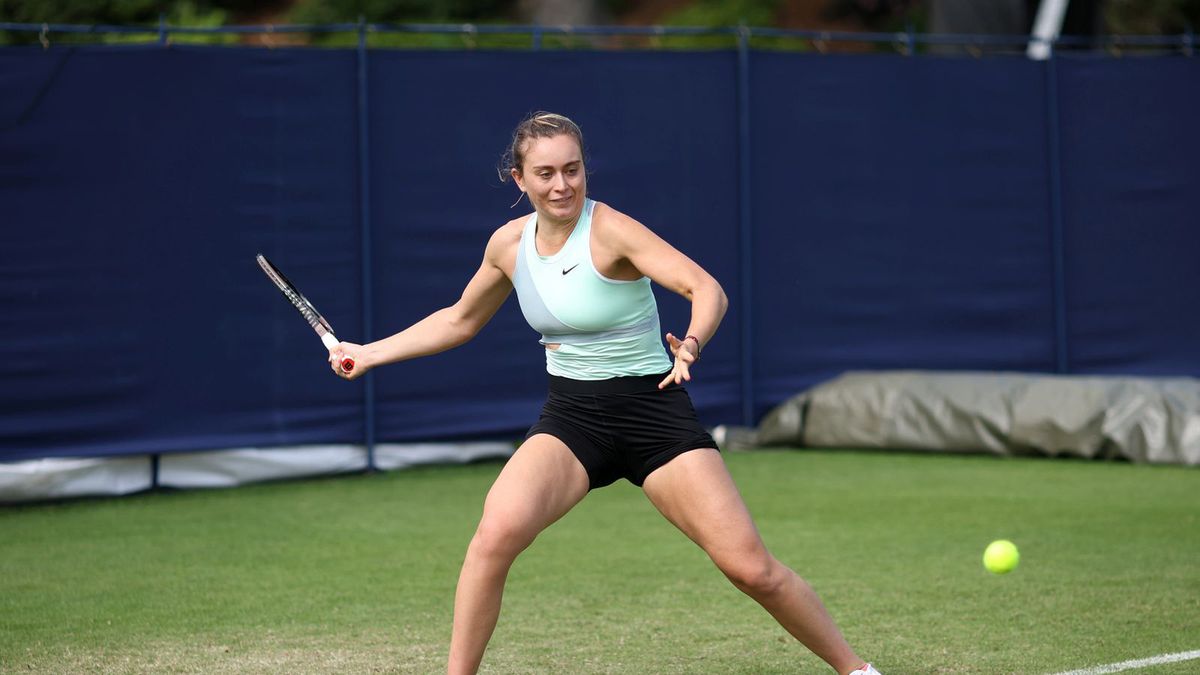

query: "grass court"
left=2, top=449, right=1197, bottom=674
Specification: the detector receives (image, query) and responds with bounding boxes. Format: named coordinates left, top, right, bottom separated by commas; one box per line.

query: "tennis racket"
left=256, top=253, right=354, bottom=373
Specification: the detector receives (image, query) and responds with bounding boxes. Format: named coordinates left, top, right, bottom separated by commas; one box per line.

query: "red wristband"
left=683, top=335, right=701, bottom=358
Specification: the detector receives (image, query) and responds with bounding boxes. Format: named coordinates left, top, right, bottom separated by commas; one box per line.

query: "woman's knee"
left=720, top=554, right=790, bottom=599
left=468, top=514, right=538, bottom=563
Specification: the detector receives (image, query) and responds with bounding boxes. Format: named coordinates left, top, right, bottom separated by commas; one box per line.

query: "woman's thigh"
left=474, top=433, right=591, bottom=550
left=640, top=448, right=769, bottom=565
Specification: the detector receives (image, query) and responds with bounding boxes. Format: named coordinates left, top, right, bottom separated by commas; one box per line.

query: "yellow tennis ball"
left=983, top=540, right=1020, bottom=574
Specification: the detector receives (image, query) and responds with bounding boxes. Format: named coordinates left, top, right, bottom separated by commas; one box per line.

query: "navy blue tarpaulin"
left=1, top=44, right=1197, bottom=461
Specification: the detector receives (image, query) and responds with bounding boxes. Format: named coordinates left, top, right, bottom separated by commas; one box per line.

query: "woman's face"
left=512, top=134, right=586, bottom=225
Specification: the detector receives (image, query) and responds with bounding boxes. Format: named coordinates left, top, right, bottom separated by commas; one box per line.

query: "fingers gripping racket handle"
left=320, top=333, right=355, bottom=373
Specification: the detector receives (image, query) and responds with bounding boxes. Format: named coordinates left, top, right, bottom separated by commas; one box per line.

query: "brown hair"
left=498, top=111, right=586, bottom=182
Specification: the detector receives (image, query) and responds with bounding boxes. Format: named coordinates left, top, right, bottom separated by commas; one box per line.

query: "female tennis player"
left=328, top=112, right=880, bottom=675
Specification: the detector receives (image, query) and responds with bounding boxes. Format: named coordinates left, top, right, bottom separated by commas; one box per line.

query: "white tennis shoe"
left=848, top=664, right=881, bottom=675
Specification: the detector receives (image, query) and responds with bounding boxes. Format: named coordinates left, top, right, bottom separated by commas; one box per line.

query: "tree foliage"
left=0, top=0, right=163, bottom=25
left=658, top=0, right=779, bottom=27
left=1106, top=0, right=1200, bottom=33
left=0, top=0, right=1195, bottom=35
left=284, top=0, right=518, bottom=25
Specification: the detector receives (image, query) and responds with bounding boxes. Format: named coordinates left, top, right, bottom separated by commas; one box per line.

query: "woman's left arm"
left=592, top=205, right=728, bottom=389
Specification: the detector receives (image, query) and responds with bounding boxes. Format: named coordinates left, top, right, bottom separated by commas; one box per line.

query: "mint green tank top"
left=512, top=199, right=671, bottom=380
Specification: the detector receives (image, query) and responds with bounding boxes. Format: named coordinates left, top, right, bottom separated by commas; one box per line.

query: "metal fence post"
left=357, top=16, right=378, bottom=470
left=736, top=24, right=755, bottom=426
left=1045, top=40, right=1068, bottom=374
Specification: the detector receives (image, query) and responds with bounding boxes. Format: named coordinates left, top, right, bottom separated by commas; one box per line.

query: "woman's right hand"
left=329, top=341, right=367, bottom=380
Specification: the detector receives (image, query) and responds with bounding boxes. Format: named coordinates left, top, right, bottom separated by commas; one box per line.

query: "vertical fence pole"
left=357, top=17, right=378, bottom=470
left=1045, top=40, right=1068, bottom=374
left=736, top=25, right=756, bottom=426
left=152, top=11, right=167, bottom=485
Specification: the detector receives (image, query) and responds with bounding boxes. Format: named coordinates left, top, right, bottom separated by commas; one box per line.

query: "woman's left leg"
left=641, top=448, right=865, bottom=675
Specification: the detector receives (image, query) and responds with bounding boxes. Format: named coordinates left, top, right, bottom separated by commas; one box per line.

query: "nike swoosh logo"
left=562, top=264, right=579, bottom=275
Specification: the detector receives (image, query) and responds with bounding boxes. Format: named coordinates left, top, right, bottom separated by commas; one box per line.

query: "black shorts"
left=525, top=372, right=718, bottom=490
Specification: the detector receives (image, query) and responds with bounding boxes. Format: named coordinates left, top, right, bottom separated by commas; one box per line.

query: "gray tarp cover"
left=724, top=372, right=1200, bottom=466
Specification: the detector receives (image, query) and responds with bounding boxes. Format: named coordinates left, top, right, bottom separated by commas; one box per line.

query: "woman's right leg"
left=446, top=433, right=590, bottom=675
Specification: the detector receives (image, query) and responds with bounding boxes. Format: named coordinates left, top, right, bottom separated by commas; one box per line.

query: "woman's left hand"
left=659, top=332, right=699, bottom=389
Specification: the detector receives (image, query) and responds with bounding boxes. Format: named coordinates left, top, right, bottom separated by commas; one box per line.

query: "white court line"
left=1049, top=649, right=1200, bottom=675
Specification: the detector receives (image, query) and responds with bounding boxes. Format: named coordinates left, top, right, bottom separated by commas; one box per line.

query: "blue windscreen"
left=1, top=45, right=1196, bottom=460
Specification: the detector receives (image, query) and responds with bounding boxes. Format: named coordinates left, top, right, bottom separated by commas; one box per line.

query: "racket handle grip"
left=321, top=333, right=355, bottom=373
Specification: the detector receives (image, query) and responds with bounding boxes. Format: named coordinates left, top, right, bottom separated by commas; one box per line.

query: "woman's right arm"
left=329, top=226, right=516, bottom=379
